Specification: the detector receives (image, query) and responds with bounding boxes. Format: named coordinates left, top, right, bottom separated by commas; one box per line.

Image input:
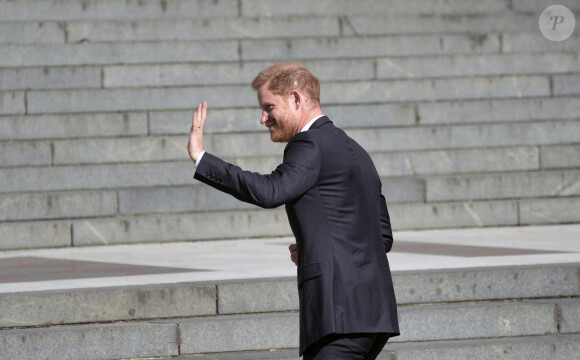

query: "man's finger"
left=199, top=101, right=207, bottom=128
left=194, top=103, right=203, bottom=129
left=188, top=102, right=207, bottom=163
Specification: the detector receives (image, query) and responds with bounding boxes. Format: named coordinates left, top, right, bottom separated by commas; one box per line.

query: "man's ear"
left=291, top=90, right=302, bottom=110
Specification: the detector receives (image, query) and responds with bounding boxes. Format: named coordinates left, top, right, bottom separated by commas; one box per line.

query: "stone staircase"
left=1, top=0, right=579, bottom=251
left=1, top=263, right=579, bottom=359
left=2, top=2, right=580, bottom=359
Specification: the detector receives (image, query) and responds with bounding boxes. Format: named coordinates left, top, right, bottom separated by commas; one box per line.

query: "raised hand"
left=188, top=102, right=207, bottom=163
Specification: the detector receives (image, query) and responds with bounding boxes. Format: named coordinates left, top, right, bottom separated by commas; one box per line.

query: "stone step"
left=65, top=16, right=339, bottom=43
left=157, top=334, right=580, bottom=359
left=386, top=334, right=580, bottom=360
left=394, top=299, right=578, bottom=343
left=0, top=112, right=148, bottom=140
left=344, top=13, right=539, bottom=36
left=0, top=150, right=576, bottom=198
left=240, top=0, right=511, bottom=17
left=2, top=298, right=578, bottom=359
left=1, top=29, right=571, bottom=71
left=0, top=282, right=217, bottom=329
left=2, top=96, right=579, bottom=141
left=0, top=21, right=64, bottom=44
left=118, top=95, right=580, bottom=136
left=425, top=170, right=580, bottom=202
left=5, top=151, right=580, bottom=222
left=348, top=120, right=579, bottom=154
left=0, top=91, right=24, bottom=115
left=0, top=0, right=512, bottom=23
left=554, top=74, right=580, bottom=97
left=4, top=52, right=576, bottom=91
left=153, top=97, right=580, bottom=133
left=0, top=0, right=239, bottom=22
left=2, top=196, right=579, bottom=249
left=5, top=141, right=571, bottom=179
left=0, top=161, right=195, bottom=193
left=0, top=32, right=503, bottom=68
left=0, top=220, right=72, bottom=250
left=0, top=40, right=238, bottom=68
left=106, top=53, right=576, bottom=88
left=375, top=52, right=580, bottom=80
left=1, top=120, right=578, bottom=191
left=19, top=13, right=536, bottom=45
left=0, top=321, right=180, bottom=359
left=392, top=197, right=580, bottom=229
left=158, top=350, right=301, bottom=360
left=0, top=66, right=102, bottom=91
left=322, top=76, right=550, bottom=105
left=2, top=134, right=555, bottom=173
left=3, top=7, right=551, bottom=47
left=18, top=75, right=552, bottom=114
left=0, top=0, right=577, bottom=254
left=504, top=31, right=580, bottom=53
left=3, top=263, right=577, bottom=329
left=1, top=208, right=293, bottom=249
left=243, top=33, right=502, bottom=61
left=416, top=97, right=580, bottom=126
left=0, top=190, right=119, bottom=222
left=513, top=0, right=580, bottom=13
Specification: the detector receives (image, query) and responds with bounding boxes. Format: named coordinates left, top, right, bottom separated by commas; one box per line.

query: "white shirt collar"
left=300, top=115, right=325, bottom=132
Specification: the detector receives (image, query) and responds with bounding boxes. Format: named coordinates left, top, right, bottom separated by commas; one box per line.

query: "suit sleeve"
left=379, top=193, right=394, bottom=253
left=194, top=133, right=321, bottom=209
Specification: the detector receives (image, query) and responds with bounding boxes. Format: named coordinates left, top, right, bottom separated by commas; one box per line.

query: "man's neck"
left=297, top=108, right=324, bottom=133
left=301, top=115, right=325, bottom=132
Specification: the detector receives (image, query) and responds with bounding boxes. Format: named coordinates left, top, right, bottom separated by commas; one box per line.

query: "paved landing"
left=0, top=224, right=578, bottom=294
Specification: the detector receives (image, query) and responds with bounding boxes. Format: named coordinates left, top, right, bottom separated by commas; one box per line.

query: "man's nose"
left=260, top=111, right=268, bottom=125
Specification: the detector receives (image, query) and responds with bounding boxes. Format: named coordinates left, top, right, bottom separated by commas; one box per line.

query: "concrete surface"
left=0, top=224, right=578, bottom=294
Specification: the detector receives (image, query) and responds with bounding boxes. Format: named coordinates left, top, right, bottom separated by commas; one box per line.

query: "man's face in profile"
left=257, top=85, right=299, bottom=143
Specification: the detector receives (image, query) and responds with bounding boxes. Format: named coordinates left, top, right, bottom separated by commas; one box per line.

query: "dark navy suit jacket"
left=194, top=117, right=400, bottom=354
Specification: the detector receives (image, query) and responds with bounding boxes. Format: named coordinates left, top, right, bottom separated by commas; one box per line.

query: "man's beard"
left=267, top=117, right=295, bottom=143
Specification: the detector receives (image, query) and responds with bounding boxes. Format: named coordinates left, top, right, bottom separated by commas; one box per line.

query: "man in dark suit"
left=188, top=63, right=399, bottom=359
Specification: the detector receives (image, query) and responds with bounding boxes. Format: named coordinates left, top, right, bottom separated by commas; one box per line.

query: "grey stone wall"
left=1, top=0, right=578, bottom=249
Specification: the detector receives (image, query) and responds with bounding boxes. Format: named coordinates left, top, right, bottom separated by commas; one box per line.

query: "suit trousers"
left=302, top=333, right=390, bottom=360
